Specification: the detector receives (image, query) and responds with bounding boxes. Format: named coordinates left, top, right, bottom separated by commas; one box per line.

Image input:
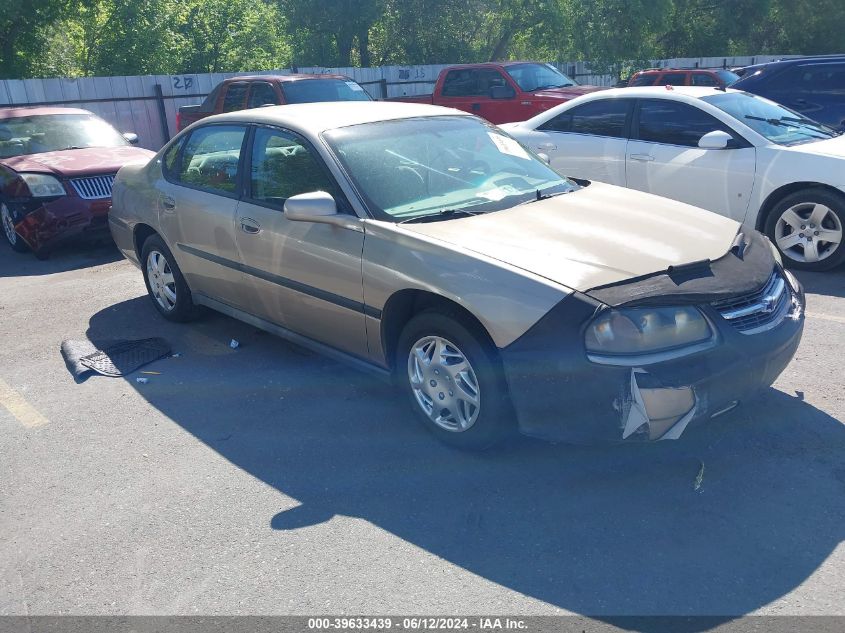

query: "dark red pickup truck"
left=391, top=62, right=605, bottom=124
left=176, top=74, right=372, bottom=131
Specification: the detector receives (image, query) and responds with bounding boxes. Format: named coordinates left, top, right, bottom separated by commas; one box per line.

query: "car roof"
left=205, top=101, right=469, bottom=134
left=576, top=85, right=737, bottom=100
left=634, top=68, right=718, bottom=74
left=222, top=74, right=353, bottom=83
left=0, top=106, right=93, bottom=120
left=740, top=55, right=845, bottom=73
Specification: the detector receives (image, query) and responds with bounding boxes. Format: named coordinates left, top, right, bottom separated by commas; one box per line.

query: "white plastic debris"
left=229, top=339, right=240, bottom=349
left=135, top=377, right=149, bottom=384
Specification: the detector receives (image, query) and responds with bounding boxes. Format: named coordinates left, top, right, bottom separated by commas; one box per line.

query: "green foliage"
left=1, top=0, right=844, bottom=79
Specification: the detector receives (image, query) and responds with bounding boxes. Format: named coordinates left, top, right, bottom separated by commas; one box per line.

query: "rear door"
left=233, top=126, right=368, bottom=358
left=530, top=98, right=633, bottom=185
left=625, top=98, right=756, bottom=221
left=156, top=124, right=250, bottom=307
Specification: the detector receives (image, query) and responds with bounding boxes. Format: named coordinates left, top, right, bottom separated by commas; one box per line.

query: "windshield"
left=0, top=113, right=128, bottom=156
left=282, top=79, right=372, bottom=104
left=323, top=116, right=576, bottom=222
left=505, top=63, right=577, bottom=92
left=701, top=92, right=838, bottom=145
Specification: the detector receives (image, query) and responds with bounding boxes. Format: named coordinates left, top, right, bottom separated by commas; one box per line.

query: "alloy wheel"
left=407, top=335, right=481, bottom=432
left=146, top=250, right=177, bottom=311
left=775, top=202, right=843, bottom=264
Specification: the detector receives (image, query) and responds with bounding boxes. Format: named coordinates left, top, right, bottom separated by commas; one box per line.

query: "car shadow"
left=0, top=239, right=121, bottom=277
left=88, top=296, right=845, bottom=624
left=793, top=268, right=845, bottom=299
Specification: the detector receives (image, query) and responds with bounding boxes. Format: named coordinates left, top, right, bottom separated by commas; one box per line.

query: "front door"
left=625, top=99, right=756, bottom=221
left=233, top=126, right=368, bottom=358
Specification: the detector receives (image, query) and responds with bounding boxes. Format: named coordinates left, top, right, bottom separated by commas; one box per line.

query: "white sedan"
left=502, top=86, right=845, bottom=271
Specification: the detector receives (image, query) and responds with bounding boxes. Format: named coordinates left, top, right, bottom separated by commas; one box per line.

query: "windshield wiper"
left=532, top=83, right=573, bottom=91
left=398, top=208, right=483, bottom=224
left=517, top=186, right=572, bottom=206
left=744, top=115, right=833, bottom=139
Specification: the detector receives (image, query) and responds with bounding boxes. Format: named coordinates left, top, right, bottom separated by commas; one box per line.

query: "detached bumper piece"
left=12, top=195, right=112, bottom=252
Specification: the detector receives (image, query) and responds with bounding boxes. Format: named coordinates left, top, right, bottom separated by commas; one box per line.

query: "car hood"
left=785, top=134, right=845, bottom=159
left=399, top=182, right=740, bottom=294
left=0, top=146, right=154, bottom=177
left=532, top=85, right=607, bottom=100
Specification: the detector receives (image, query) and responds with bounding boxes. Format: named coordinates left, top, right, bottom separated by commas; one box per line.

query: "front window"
left=702, top=92, right=839, bottom=145
left=282, top=79, right=371, bottom=104
left=504, top=63, right=577, bottom=92
left=0, top=113, right=128, bottom=156
left=323, top=116, right=576, bottom=222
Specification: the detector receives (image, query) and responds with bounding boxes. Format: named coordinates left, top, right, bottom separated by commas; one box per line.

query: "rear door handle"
left=239, top=218, right=261, bottom=234
left=162, top=196, right=176, bottom=211
left=629, top=153, right=654, bottom=162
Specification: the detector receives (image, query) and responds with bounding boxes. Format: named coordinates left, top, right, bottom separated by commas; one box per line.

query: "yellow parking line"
left=806, top=312, right=845, bottom=325
left=0, top=378, right=49, bottom=428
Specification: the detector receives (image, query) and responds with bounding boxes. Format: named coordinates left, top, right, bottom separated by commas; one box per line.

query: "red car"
left=390, top=62, right=605, bottom=124
left=628, top=67, right=740, bottom=88
left=0, top=107, right=153, bottom=258
left=176, top=74, right=372, bottom=131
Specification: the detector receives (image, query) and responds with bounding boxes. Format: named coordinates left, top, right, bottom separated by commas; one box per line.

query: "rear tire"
left=396, top=310, right=514, bottom=450
left=1, top=202, right=31, bottom=253
left=140, top=234, right=202, bottom=322
left=765, top=188, right=845, bottom=271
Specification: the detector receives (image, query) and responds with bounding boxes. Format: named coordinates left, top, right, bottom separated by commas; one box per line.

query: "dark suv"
left=731, top=55, right=845, bottom=131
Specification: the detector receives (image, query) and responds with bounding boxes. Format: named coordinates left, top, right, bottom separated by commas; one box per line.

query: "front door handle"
left=538, top=142, right=557, bottom=151
left=629, top=153, right=654, bottom=162
left=162, top=196, right=176, bottom=211
left=240, top=218, right=261, bottom=234
left=471, top=103, right=481, bottom=111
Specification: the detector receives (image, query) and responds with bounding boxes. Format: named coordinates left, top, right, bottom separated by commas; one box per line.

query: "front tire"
left=1, top=202, right=30, bottom=253
left=765, top=188, right=845, bottom=271
left=396, top=310, right=514, bottom=449
left=140, top=234, right=201, bottom=322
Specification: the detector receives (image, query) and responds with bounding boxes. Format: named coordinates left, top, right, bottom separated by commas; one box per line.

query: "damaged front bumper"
left=500, top=269, right=805, bottom=444
left=9, top=195, right=112, bottom=253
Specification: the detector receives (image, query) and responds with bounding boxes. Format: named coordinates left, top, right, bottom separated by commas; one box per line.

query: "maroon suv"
left=0, top=107, right=154, bottom=258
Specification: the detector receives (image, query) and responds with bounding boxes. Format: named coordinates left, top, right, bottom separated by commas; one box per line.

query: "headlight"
left=585, top=306, right=715, bottom=364
left=19, top=173, right=66, bottom=198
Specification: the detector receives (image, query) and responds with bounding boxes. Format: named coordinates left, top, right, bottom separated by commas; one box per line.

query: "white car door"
left=626, top=98, right=756, bottom=222
left=525, top=98, right=634, bottom=185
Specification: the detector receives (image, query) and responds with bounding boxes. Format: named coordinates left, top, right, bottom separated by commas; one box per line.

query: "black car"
left=731, top=55, right=845, bottom=131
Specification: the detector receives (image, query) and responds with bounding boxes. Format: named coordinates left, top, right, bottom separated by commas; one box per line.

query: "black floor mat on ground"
left=61, top=338, right=171, bottom=382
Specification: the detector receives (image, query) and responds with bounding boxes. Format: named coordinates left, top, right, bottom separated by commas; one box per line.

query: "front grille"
left=69, top=174, right=116, bottom=200
left=712, top=270, right=791, bottom=334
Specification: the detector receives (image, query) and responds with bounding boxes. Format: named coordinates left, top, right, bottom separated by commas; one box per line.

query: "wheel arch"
left=380, top=289, right=498, bottom=372
left=756, top=182, right=845, bottom=231
left=133, top=223, right=158, bottom=262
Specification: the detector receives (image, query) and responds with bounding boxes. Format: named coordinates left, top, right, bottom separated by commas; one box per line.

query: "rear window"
left=629, top=73, right=657, bottom=87
left=222, top=83, right=248, bottom=112
left=281, top=79, right=371, bottom=104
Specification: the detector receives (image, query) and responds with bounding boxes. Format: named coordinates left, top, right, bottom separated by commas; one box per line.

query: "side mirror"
left=490, top=85, right=515, bottom=100
left=698, top=130, right=732, bottom=149
left=537, top=152, right=551, bottom=165
left=123, top=132, right=139, bottom=145
left=284, top=191, right=362, bottom=231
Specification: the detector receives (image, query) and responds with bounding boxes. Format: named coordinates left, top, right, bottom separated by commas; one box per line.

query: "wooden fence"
left=0, top=55, right=800, bottom=151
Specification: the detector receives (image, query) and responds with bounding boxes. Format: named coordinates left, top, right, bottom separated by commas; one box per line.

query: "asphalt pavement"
left=1, top=240, right=844, bottom=619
